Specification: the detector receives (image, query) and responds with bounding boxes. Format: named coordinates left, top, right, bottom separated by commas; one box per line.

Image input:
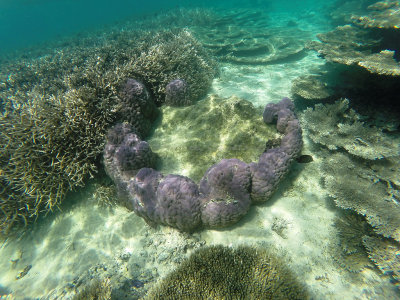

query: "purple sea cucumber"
left=165, top=79, right=191, bottom=106
left=199, top=159, right=252, bottom=228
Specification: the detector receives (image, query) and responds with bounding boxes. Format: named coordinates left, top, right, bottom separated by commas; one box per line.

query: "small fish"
left=16, top=265, right=32, bottom=280
left=296, top=155, right=313, bottom=163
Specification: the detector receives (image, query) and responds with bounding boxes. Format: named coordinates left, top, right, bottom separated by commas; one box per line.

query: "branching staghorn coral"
left=0, top=27, right=217, bottom=236
left=128, top=29, right=217, bottom=105
left=0, top=84, right=116, bottom=234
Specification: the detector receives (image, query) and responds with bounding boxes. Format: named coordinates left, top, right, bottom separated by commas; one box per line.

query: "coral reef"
left=329, top=0, right=374, bottom=25
left=145, top=245, right=308, bottom=299
left=307, top=25, right=400, bottom=76
left=321, top=147, right=400, bottom=243
left=302, top=99, right=400, bottom=283
left=104, top=98, right=302, bottom=231
left=129, top=169, right=202, bottom=232
left=199, top=159, right=252, bottom=228
left=103, top=123, right=157, bottom=208
left=0, top=26, right=216, bottom=236
left=0, top=85, right=116, bottom=235
left=351, top=1, right=400, bottom=29
left=300, top=99, right=399, bottom=159
left=104, top=123, right=157, bottom=183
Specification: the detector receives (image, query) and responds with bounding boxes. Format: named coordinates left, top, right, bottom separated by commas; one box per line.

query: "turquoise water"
left=0, top=0, right=332, bottom=54
left=0, top=0, right=400, bottom=299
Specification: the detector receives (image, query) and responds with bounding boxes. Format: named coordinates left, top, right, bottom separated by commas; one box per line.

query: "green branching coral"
left=145, top=245, right=308, bottom=300
left=0, top=27, right=216, bottom=236
left=147, top=95, right=279, bottom=182
left=301, top=99, right=399, bottom=159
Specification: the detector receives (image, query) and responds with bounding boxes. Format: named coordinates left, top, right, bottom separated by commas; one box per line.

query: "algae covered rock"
left=147, top=95, right=279, bottom=182
left=145, top=245, right=308, bottom=300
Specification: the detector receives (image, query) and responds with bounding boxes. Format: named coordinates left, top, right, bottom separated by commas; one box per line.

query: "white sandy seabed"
left=0, top=44, right=399, bottom=300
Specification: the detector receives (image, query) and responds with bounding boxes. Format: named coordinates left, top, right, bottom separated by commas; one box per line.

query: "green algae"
left=147, top=95, right=279, bottom=182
